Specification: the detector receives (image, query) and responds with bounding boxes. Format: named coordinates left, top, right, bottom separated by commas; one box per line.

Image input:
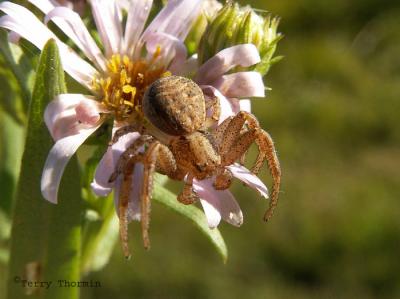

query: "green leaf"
left=0, top=110, right=25, bottom=215
left=6, top=39, right=82, bottom=299
left=0, top=29, right=35, bottom=123
left=152, top=176, right=228, bottom=263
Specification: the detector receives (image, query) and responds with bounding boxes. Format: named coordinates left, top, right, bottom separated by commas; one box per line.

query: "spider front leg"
left=112, top=137, right=160, bottom=257
left=109, top=135, right=154, bottom=183
left=118, top=158, right=135, bottom=259
left=140, top=141, right=161, bottom=250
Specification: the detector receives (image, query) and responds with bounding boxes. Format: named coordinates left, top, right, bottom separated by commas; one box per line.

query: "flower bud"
left=198, top=2, right=283, bottom=76
left=185, top=0, right=222, bottom=55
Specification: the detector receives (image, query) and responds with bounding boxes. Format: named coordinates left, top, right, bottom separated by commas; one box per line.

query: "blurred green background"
left=2, top=0, right=400, bottom=298
left=83, top=1, right=400, bottom=298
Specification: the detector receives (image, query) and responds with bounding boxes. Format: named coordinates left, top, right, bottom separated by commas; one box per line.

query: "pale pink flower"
left=0, top=0, right=267, bottom=228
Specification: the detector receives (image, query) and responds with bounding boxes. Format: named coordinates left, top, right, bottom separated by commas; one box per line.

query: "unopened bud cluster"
left=198, top=2, right=283, bottom=76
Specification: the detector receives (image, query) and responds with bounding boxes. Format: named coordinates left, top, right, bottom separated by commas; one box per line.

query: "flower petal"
left=227, top=164, right=269, bottom=199
left=194, top=178, right=243, bottom=228
left=213, top=72, right=265, bottom=98
left=142, top=0, right=202, bottom=42
left=44, top=94, right=104, bottom=141
left=41, top=125, right=101, bottom=203
left=144, top=32, right=187, bottom=69
left=124, top=0, right=153, bottom=56
left=91, top=131, right=141, bottom=197
left=174, top=53, right=198, bottom=76
left=45, top=7, right=107, bottom=71
left=90, top=0, right=122, bottom=57
left=196, top=44, right=261, bottom=85
left=0, top=2, right=98, bottom=89
left=239, top=99, right=251, bottom=112
left=199, top=198, right=221, bottom=229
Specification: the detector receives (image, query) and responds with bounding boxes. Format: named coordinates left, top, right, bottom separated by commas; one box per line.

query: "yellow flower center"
left=93, top=52, right=170, bottom=121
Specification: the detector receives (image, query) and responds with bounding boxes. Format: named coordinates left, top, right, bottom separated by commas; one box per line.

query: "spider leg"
left=108, top=135, right=154, bottom=183
left=214, top=168, right=233, bottom=190
left=109, top=123, right=144, bottom=145
left=118, top=158, right=136, bottom=259
left=117, top=139, right=161, bottom=256
left=139, top=141, right=161, bottom=250
left=234, top=112, right=282, bottom=222
left=211, top=115, right=234, bottom=150
left=258, top=129, right=281, bottom=221
left=177, top=174, right=199, bottom=205
left=155, top=144, right=177, bottom=176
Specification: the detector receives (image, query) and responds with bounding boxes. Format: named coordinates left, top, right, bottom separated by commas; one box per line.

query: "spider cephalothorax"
left=109, top=75, right=281, bottom=258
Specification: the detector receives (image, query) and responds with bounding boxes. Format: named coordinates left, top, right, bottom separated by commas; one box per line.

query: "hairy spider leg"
left=177, top=174, right=200, bottom=205
left=139, top=141, right=161, bottom=250
left=237, top=112, right=281, bottom=221
left=212, top=111, right=281, bottom=222
left=109, top=135, right=154, bottom=183
left=119, top=158, right=135, bottom=259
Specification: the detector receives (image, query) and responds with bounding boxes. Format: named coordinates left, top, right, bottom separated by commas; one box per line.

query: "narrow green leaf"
left=152, top=177, right=228, bottom=263
left=7, top=39, right=82, bottom=299
left=0, top=29, right=34, bottom=122
left=0, top=110, right=25, bottom=215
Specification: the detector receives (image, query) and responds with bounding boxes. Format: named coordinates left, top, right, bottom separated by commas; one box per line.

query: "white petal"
left=0, top=2, right=98, bottom=89
left=239, top=99, right=251, bottom=112
left=90, top=0, right=122, bottom=57
left=41, top=125, right=101, bottom=203
left=28, top=0, right=55, bottom=12
left=142, top=0, right=202, bottom=41
left=194, top=178, right=243, bottom=228
left=90, top=148, right=114, bottom=197
left=44, top=94, right=103, bottom=141
left=144, top=32, right=187, bottom=69
left=173, top=53, right=198, bottom=76
left=214, top=72, right=265, bottom=98
left=227, top=164, right=269, bottom=199
left=196, top=44, right=261, bottom=85
left=199, top=198, right=221, bottom=229
left=91, top=131, right=141, bottom=196
left=124, top=0, right=153, bottom=56
left=45, top=7, right=107, bottom=71
left=28, top=0, right=80, bottom=49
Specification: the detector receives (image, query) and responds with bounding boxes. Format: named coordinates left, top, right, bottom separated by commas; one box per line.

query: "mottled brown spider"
left=108, top=76, right=281, bottom=258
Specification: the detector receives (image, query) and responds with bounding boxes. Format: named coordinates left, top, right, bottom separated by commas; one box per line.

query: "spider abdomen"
left=143, top=76, right=206, bottom=136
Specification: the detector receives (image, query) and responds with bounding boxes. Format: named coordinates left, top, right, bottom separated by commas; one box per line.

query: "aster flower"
left=0, top=0, right=271, bottom=229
